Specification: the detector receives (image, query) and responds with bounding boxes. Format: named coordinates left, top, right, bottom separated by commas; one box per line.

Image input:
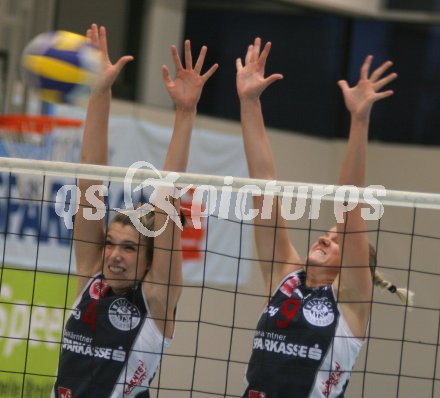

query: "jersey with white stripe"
left=243, top=270, right=363, bottom=398
left=52, top=274, right=171, bottom=398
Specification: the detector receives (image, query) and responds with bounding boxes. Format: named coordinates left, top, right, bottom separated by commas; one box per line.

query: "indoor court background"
left=0, top=1, right=439, bottom=397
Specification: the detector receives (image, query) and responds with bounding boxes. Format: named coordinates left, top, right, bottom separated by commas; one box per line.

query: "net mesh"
left=0, top=158, right=439, bottom=398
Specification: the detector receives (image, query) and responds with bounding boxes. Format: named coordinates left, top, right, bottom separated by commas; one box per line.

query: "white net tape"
left=0, top=157, right=439, bottom=209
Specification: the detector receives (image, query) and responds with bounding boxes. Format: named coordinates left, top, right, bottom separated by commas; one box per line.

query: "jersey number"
left=83, top=300, right=98, bottom=332
left=276, top=298, right=300, bottom=328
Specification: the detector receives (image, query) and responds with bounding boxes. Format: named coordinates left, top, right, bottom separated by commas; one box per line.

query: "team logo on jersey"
left=303, top=297, right=335, bottom=327
left=108, top=298, right=141, bottom=331
left=57, top=386, right=72, bottom=398
left=89, top=279, right=110, bottom=300
left=280, top=274, right=301, bottom=297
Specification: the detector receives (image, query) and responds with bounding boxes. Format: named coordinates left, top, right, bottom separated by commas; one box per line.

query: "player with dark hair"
left=52, top=24, right=217, bottom=398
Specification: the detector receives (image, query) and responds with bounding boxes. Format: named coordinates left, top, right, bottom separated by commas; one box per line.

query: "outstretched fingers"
left=86, top=24, right=133, bottom=91
left=370, top=60, right=393, bottom=82
left=174, top=40, right=217, bottom=76
left=245, top=38, right=272, bottom=68
left=367, top=57, right=397, bottom=93
left=87, top=24, right=99, bottom=48
left=113, top=55, right=134, bottom=74
left=98, top=26, right=110, bottom=62
left=236, top=57, right=243, bottom=71
left=245, top=44, right=253, bottom=65
left=374, top=89, right=394, bottom=101
left=251, top=37, right=261, bottom=63
left=167, top=40, right=218, bottom=83
left=188, top=41, right=218, bottom=79
left=337, top=80, right=350, bottom=93
left=88, top=24, right=131, bottom=69
left=360, top=55, right=373, bottom=80
left=242, top=38, right=274, bottom=71
left=87, top=24, right=108, bottom=62
left=171, top=45, right=184, bottom=72
left=184, top=39, right=193, bottom=70
left=362, top=56, right=397, bottom=92
left=263, top=73, right=283, bottom=89
left=258, top=41, right=272, bottom=68
left=374, top=71, right=398, bottom=92
left=202, top=63, right=219, bottom=83
left=194, top=45, right=207, bottom=74
left=354, top=55, right=398, bottom=95
left=161, top=64, right=172, bottom=85
left=86, top=27, right=95, bottom=46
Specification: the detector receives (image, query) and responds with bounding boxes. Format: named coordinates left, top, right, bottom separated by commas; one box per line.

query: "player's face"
left=306, top=227, right=341, bottom=270
left=103, top=222, right=148, bottom=294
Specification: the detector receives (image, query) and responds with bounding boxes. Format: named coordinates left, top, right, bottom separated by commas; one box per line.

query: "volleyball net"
left=0, top=157, right=439, bottom=398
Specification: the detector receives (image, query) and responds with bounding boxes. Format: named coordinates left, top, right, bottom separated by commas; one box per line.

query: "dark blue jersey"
left=244, top=270, right=363, bottom=398
left=52, top=274, right=171, bottom=398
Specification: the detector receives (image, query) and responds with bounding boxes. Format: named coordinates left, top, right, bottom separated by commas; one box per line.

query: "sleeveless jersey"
left=243, top=270, right=363, bottom=398
left=52, top=274, right=171, bottom=398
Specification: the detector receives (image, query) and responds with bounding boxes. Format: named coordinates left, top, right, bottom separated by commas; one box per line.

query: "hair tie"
left=388, top=284, right=397, bottom=293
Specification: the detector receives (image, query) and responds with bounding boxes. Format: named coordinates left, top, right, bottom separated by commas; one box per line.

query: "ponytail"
left=373, top=270, right=415, bottom=306
left=369, top=244, right=415, bottom=307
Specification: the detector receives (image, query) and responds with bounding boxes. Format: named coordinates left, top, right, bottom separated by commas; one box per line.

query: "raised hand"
left=338, top=55, right=397, bottom=121
left=162, top=40, right=218, bottom=112
left=236, top=37, right=283, bottom=101
left=86, top=24, right=133, bottom=92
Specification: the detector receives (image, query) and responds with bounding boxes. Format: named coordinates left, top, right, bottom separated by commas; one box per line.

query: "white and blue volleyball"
left=21, top=30, right=102, bottom=104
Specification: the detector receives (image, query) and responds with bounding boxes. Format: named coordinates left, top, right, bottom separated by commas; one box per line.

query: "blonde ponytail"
left=373, top=270, right=415, bottom=306
left=369, top=244, right=415, bottom=307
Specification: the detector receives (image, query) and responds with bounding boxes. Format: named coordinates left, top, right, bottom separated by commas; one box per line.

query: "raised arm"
left=162, top=40, right=218, bottom=172
left=335, top=55, right=397, bottom=336
left=73, top=24, right=133, bottom=293
left=236, top=38, right=302, bottom=295
left=144, top=41, right=217, bottom=337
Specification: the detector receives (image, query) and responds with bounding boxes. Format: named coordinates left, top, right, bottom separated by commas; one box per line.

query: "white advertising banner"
left=0, top=108, right=254, bottom=286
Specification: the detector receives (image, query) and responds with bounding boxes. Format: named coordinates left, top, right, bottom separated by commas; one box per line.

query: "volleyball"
left=21, top=30, right=103, bottom=104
